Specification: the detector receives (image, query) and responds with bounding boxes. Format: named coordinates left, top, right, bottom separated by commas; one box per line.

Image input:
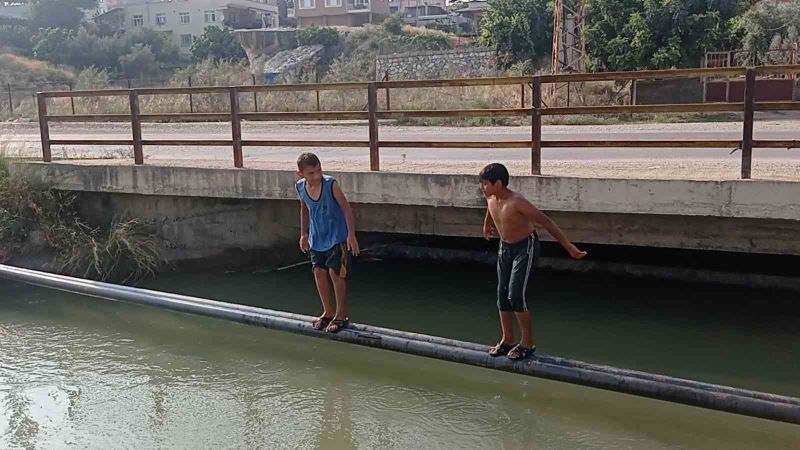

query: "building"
left=289, top=0, right=455, bottom=28
left=454, top=0, right=487, bottom=36
left=289, top=0, right=391, bottom=27
left=93, top=0, right=280, bottom=52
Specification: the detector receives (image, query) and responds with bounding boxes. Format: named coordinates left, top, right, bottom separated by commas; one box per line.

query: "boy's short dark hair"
left=297, top=152, right=321, bottom=171
left=479, top=163, right=509, bottom=187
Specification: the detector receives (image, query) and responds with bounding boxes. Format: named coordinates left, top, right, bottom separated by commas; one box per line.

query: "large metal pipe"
left=0, top=264, right=797, bottom=424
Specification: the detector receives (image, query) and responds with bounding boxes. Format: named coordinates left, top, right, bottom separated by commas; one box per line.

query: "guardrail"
left=36, top=65, right=800, bottom=178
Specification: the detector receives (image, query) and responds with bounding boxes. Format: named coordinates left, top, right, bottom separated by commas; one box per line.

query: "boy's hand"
left=568, top=245, right=587, bottom=260
left=299, top=234, right=310, bottom=253
left=483, top=224, right=496, bottom=240
left=347, top=233, right=360, bottom=256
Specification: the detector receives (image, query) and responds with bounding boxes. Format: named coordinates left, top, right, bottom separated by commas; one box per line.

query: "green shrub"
left=0, top=167, right=163, bottom=283
left=383, top=14, right=404, bottom=35
left=408, top=31, right=452, bottom=51
left=298, top=26, right=341, bottom=48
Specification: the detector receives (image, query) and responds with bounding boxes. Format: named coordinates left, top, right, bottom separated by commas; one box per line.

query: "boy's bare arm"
left=483, top=208, right=496, bottom=240
left=299, top=200, right=310, bottom=252
left=517, top=198, right=587, bottom=259
left=332, top=181, right=360, bottom=255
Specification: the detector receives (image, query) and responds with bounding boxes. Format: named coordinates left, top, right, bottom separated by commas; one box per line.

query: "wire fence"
left=2, top=75, right=266, bottom=116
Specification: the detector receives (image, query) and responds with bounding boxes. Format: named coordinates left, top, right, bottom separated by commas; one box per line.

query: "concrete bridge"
left=15, top=163, right=800, bottom=270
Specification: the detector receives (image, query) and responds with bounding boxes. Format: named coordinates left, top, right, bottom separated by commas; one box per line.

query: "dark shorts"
left=310, top=242, right=350, bottom=278
left=497, top=233, right=540, bottom=312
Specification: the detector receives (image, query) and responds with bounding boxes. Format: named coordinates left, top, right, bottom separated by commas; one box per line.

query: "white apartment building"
left=94, top=0, right=279, bottom=52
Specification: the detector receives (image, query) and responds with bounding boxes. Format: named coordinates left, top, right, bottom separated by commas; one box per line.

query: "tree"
left=27, top=0, right=96, bottom=30
left=31, top=26, right=181, bottom=74
left=129, top=29, right=181, bottom=66
left=190, top=26, right=246, bottom=62
left=119, top=44, right=162, bottom=79
left=0, top=17, right=33, bottom=55
left=479, top=0, right=553, bottom=67
left=584, top=0, right=749, bottom=72
left=383, top=14, right=404, bottom=35
left=732, top=0, right=800, bottom=62
left=32, top=27, right=74, bottom=64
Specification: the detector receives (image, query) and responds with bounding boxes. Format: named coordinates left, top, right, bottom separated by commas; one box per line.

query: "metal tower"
left=550, top=0, right=587, bottom=102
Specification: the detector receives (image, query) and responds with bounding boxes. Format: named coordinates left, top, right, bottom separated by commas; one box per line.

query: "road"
left=2, top=119, right=799, bottom=179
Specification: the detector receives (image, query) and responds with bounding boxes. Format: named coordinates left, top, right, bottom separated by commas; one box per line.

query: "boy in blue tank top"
left=296, top=153, right=360, bottom=333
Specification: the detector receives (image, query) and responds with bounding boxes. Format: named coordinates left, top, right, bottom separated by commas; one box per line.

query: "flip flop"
left=325, top=317, right=349, bottom=334
left=312, top=316, right=333, bottom=331
left=507, top=345, right=536, bottom=361
left=489, top=342, right=516, bottom=357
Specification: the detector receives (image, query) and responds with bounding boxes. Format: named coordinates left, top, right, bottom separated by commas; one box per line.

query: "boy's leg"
left=498, top=311, right=515, bottom=344
left=508, top=236, right=537, bottom=354
left=329, top=270, right=347, bottom=321
left=490, top=243, right=516, bottom=355
left=313, top=267, right=336, bottom=320
left=514, top=311, right=535, bottom=349
left=326, top=243, right=350, bottom=333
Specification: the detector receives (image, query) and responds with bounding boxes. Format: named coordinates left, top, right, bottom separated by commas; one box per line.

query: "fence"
left=705, top=46, right=799, bottom=70
left=2, top=72, right=333, bottom=116
left=35, top=65, right=800, bottom=179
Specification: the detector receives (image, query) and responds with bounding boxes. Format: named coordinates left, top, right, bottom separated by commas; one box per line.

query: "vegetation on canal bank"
left=0, top=155, right=164, bottom=283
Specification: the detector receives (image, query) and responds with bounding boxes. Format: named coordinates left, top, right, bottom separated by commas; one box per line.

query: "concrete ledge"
left=14, top=162, right=800, bottom=220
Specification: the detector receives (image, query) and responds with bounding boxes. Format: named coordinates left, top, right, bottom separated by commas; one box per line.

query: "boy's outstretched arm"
left=299, top=200, right=310, bottom=252
left=332, top=181, right=360, bottom=255
left=518, top=198, right=587, bottom=259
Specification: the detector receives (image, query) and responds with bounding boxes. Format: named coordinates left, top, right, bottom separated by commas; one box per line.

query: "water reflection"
left=1, top=274, right=799, bottom=449
left=318, top=376, right=355, bottom=449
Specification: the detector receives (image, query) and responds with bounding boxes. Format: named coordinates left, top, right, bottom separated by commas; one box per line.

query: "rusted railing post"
left=129, top=90, right=144, bottom=165
left=566, top=81, right=571, bottom=107
left=230, top=87, right=243, bottom=168
left=367, top=83, right=380, bottom=171
left=69, top=83, right=76, bottom=115
left=520, top=83, right=525, bottom=109
left=315, top=70, right=321, bottom=112
left=188, top=76, right=194, bottom=113
left=36, top=93, right=51, bottom=162
left=741, top=68, right=756, bottom=179
left=252, top=74, right=259, bottom=113
left=384, top=71, right=391, bottom=111
left=531, top=76, right=542, bottom=175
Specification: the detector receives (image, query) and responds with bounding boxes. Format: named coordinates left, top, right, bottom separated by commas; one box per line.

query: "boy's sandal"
left=325, top=317, right=350, bottom=334
left=489, top=342, right=516, bottom=357
left=312, top=316, right=333, bottom=331
left=507, top=345, right=536, bottom=361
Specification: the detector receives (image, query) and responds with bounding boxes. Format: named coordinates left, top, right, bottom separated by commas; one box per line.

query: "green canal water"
left=1, top=260, right=799, bottom=449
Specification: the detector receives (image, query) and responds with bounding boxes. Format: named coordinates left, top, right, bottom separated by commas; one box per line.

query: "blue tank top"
left=296, top=175, right=349, bottom=252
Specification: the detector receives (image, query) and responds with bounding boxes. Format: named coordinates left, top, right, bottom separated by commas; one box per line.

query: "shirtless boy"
left=479, top=163, right=587, bottom=360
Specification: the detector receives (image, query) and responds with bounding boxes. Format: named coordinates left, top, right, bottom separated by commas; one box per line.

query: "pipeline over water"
left=0, top=264, right=797, bottom=425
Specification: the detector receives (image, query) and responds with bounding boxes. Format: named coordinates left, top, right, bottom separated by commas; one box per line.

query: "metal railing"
left=35, top=65, right=800, bottom=179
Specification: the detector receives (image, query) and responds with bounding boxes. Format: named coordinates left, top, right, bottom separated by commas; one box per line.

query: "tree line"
left=1, top=0, right=798, bottom=76
left=479, top=0, right=799, bottom=71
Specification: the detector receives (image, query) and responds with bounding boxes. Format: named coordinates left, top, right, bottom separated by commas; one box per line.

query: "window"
left=299, top=0, right=315, bottom=9
left=204, top=10, right=216, bottom=22
left=325, top=0, right=341, bottom=6
left=181, top=34, right=193, bottom=48
left=155, top=13, right=167, bottom=25
left=179, top=12, right=190, bottom=24
left=132, top=14, right=143, bottom=27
